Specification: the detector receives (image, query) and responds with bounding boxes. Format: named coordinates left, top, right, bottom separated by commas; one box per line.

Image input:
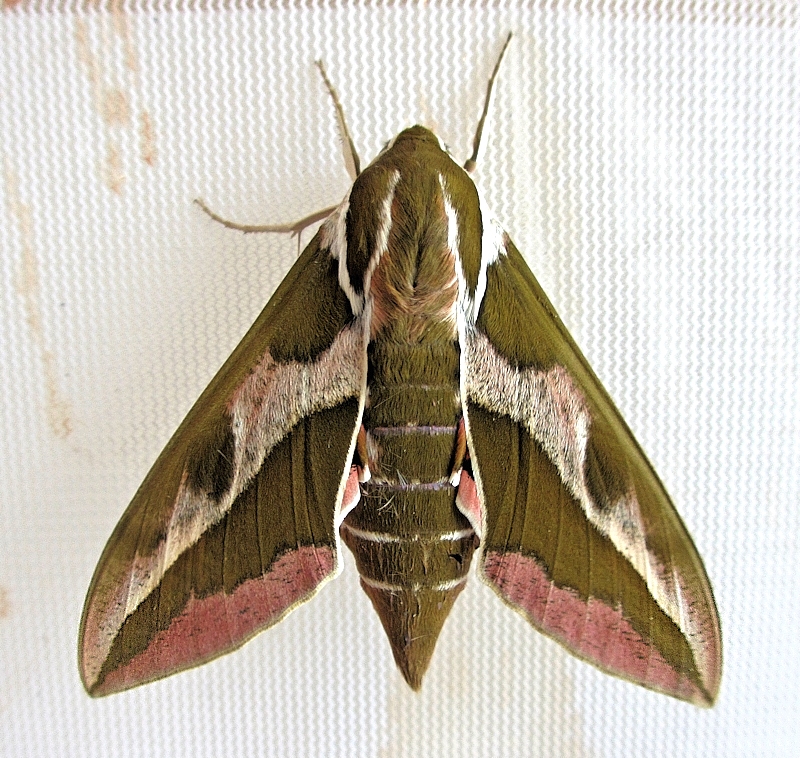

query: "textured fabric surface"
left=0, top=2, right=798, bottom=756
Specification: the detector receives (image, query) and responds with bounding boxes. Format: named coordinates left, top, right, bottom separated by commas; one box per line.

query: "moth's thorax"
left=368, top=193, right=458, bottom=343
left=367, top=169, right=460, bottom=340
left=343, top=126, right=486, bottom=318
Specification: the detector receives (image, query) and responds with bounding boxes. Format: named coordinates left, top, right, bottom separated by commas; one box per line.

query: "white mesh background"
left=1, top=2, right=798, bottom=757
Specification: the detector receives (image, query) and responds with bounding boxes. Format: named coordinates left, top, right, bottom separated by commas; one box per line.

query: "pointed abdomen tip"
left=360, top=580, right=467, bottom=691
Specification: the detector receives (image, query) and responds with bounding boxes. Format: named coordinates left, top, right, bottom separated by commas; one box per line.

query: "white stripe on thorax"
left=321, top=188, right=360, bottom=313
left=473, top=185, right=506, bottom=323
left=439, top=175, right=474, bottom=331
left=361, top=169, right=401, bottom=308
left=321, top=170, right=401, bottom=317
left=438, top=172, right=507, bottom=328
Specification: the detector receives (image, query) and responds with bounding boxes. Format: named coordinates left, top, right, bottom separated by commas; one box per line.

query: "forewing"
left=462, top=238, right=721, bottom=706
left=80, top=233, right=366, bottom=696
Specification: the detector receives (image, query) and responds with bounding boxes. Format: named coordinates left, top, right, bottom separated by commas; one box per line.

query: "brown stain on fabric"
left=102, top=87, right=131, bottom=126
left=74, top=5, right=156, bottom=192
left=101, top=142, right=126, bottom=194
left=140, top=110, right=157, bottom=165
left=4, top=160, right=74, bottom=439
left=0, top=587, right=9, bottom=621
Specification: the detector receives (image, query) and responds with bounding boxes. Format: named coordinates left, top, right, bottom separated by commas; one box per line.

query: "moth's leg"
left=315, top=60, right=361, bottom=181
left=196, top=60, right=359, bottom=252
left=194, top=199, right=337, bottom=255
left=464, top=32, right=513, bottom=173
left=448, top=418, right=468, bottom=486
left=355, top=425, right=371, bottom=483
left=194, top=198, right=337, bottom=237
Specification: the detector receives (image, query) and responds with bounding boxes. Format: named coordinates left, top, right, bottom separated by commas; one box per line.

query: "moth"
left=79, top=36, right=721, bottom=705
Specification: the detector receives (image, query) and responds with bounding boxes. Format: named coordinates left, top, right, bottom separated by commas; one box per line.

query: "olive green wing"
left=460, top=238, right=721, bottom=706
left=79, top=232, right=366, bottom=696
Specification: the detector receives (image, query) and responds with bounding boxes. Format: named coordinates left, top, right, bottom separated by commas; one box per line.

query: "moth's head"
left=393, top=125, right=444, bottom=146
left=377, top=125, right=449, bottom=159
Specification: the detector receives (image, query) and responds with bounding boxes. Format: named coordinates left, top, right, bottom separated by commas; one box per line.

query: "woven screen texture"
left=1, top=2, right=798, bottom=756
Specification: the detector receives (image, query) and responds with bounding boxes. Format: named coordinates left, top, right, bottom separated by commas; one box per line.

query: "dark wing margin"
left=462, top=239, right=721, bottom=706
left=80, top=233, right=366, bottom=696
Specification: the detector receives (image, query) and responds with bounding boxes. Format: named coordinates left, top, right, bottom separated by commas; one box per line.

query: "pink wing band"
left=483, top=550, right=706, bottom=703
left=92, top=545, right=334, bottom=696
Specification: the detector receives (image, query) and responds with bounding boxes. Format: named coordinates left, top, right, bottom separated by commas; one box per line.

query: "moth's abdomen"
left=341, top=339, right=476, bottom=689
left=339, top=150, right=480, bottom=688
